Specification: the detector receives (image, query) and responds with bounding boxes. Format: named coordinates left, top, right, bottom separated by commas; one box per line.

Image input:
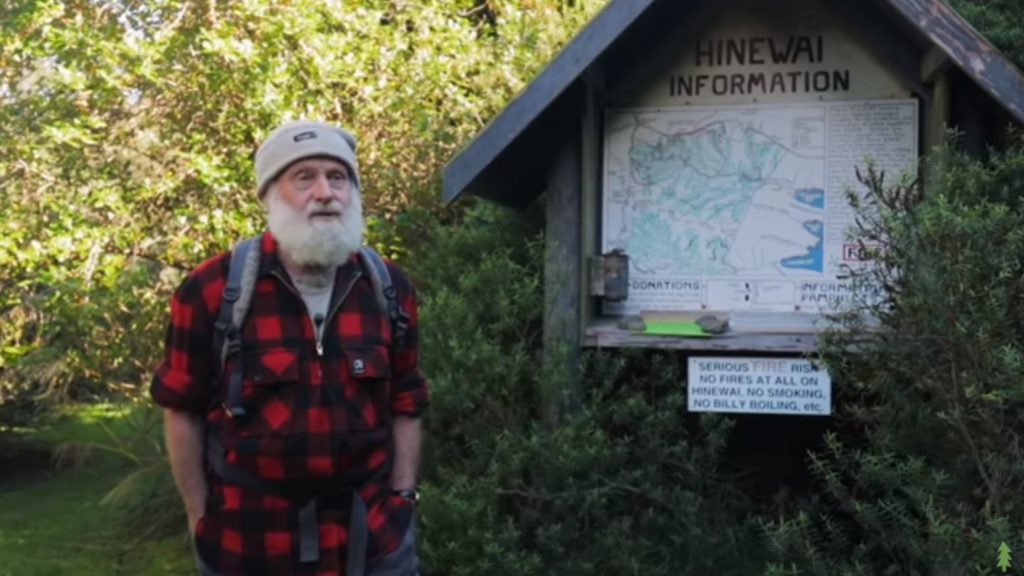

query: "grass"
left=0, top=404, right=195, bottom=575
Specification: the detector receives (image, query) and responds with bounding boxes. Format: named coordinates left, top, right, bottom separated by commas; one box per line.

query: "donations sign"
left=687, top=357, right=831, bottom=416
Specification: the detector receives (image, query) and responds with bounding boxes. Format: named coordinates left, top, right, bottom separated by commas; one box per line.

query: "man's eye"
left=328, top=172, right=348, bottom=181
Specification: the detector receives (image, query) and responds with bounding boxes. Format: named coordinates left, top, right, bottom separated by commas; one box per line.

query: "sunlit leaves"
left=0, top=0, right=604, bottom=407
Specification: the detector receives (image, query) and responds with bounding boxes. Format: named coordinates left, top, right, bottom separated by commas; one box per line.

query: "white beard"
left=266, top=186, right=364, bottom=270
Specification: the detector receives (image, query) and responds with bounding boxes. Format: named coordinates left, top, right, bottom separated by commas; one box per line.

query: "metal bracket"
left=589, top=249, right=629, bottom=301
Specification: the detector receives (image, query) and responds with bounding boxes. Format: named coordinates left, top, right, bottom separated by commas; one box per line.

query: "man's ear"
left=261, top=183, right=276, bottom=210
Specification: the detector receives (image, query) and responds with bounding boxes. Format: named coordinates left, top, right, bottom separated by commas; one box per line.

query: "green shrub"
left=764, top=139, right=1024, bottom=574
left=401, top=204, right=766, bottom=575
left=418, top=347, right=768, bottom=575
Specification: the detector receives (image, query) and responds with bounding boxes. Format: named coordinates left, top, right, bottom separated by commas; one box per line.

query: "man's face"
left=266, top=157, right=364, bottom=269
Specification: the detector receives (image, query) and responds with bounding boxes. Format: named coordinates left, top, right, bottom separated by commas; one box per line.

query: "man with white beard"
left=152, top=120, right=428, bottom=576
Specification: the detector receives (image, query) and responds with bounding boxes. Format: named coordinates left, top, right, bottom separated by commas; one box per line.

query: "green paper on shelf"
left=642, top=320, right=711, bottom=337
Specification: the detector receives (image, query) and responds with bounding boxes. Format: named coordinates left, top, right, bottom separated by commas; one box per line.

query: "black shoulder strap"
left=212, top=236, right=261, bottom=418
left=358, top=246, right=409, bottom=344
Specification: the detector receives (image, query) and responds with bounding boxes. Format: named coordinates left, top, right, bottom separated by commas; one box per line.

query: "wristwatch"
left=392, top=488, right=419, bottom=503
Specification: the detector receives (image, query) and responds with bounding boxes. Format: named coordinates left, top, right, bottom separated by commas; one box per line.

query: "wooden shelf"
left=584, top=314, right=825, bottom=353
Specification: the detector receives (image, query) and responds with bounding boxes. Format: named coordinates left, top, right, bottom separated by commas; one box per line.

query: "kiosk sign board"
left=600, top=8, right=919, bottom=318
left=687, top=357, right=831, bottom=415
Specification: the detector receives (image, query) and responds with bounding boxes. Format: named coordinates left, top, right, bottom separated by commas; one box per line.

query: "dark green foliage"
left=407, top=201, right=547, bottom=475
left=403, top=203, right=766, bottom=575
left=765, top=139, right=1024, bottom=574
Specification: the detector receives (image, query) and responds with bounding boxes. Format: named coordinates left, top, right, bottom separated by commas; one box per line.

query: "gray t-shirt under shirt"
left=292, top=271, right=335, bottom=342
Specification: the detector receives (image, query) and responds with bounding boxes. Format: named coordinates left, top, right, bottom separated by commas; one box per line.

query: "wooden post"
left=579, top=68, right=603, bottom=346
left=543, top=134, right=583, bottom=425
left=922, top=46, right=950, bottom=184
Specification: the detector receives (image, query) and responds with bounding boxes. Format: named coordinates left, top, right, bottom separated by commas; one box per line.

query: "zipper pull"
left=314, top=313, right=325, bottom=357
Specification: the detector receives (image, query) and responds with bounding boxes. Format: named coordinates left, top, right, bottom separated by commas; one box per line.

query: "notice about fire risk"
left=687, top=357, right=831, bottom=416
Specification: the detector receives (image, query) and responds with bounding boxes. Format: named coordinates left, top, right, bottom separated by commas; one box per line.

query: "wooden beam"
left=886, top=0, right=1024, bottom=126
left=923, top=68, right=950, bottom=166
left=543, top=134, right=583, bottom=421
left=921, top=45, right=951, bottom=83
left=579, top=67, right=603, bottom=352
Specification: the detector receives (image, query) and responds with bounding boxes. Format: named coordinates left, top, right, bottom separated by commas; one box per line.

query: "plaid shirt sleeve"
left=151, top=256, right=226, bottom=412
left=386, top=262, right=428, bottom=417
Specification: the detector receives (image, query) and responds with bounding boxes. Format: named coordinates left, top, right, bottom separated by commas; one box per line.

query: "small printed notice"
left=687, top=357, right=831, bottom=416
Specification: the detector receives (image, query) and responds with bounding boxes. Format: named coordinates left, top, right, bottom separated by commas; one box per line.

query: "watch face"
left=394, top=489, right=418, bottom=502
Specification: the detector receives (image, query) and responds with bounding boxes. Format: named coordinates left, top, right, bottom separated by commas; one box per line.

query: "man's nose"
left=309, top=175, right=334, bottom=201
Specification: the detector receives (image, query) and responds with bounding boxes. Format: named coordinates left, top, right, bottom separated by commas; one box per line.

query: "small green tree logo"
left=998, top=542, right=1012, bottom=573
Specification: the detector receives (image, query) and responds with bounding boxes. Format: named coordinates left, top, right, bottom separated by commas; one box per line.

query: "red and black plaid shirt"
left=151, top=232, right=428, bottom=575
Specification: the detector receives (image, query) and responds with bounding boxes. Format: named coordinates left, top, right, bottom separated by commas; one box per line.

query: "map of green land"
left=603, top=101, right=918, bottom=314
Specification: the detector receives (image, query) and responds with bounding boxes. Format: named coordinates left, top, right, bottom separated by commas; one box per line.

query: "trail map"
left=602, top=100, right=917, bottom=314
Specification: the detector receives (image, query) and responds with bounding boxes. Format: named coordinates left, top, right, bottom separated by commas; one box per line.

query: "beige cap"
left=255, top=120, right=360, bottom=198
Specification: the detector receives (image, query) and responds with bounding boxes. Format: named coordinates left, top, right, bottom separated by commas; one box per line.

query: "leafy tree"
left=0, top=0, right=604, bottom=415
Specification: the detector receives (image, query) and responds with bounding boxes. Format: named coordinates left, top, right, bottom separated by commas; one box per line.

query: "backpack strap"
left=357, top=246, right=409, bottom=344
left=212, top=235, right=262, bottom=418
